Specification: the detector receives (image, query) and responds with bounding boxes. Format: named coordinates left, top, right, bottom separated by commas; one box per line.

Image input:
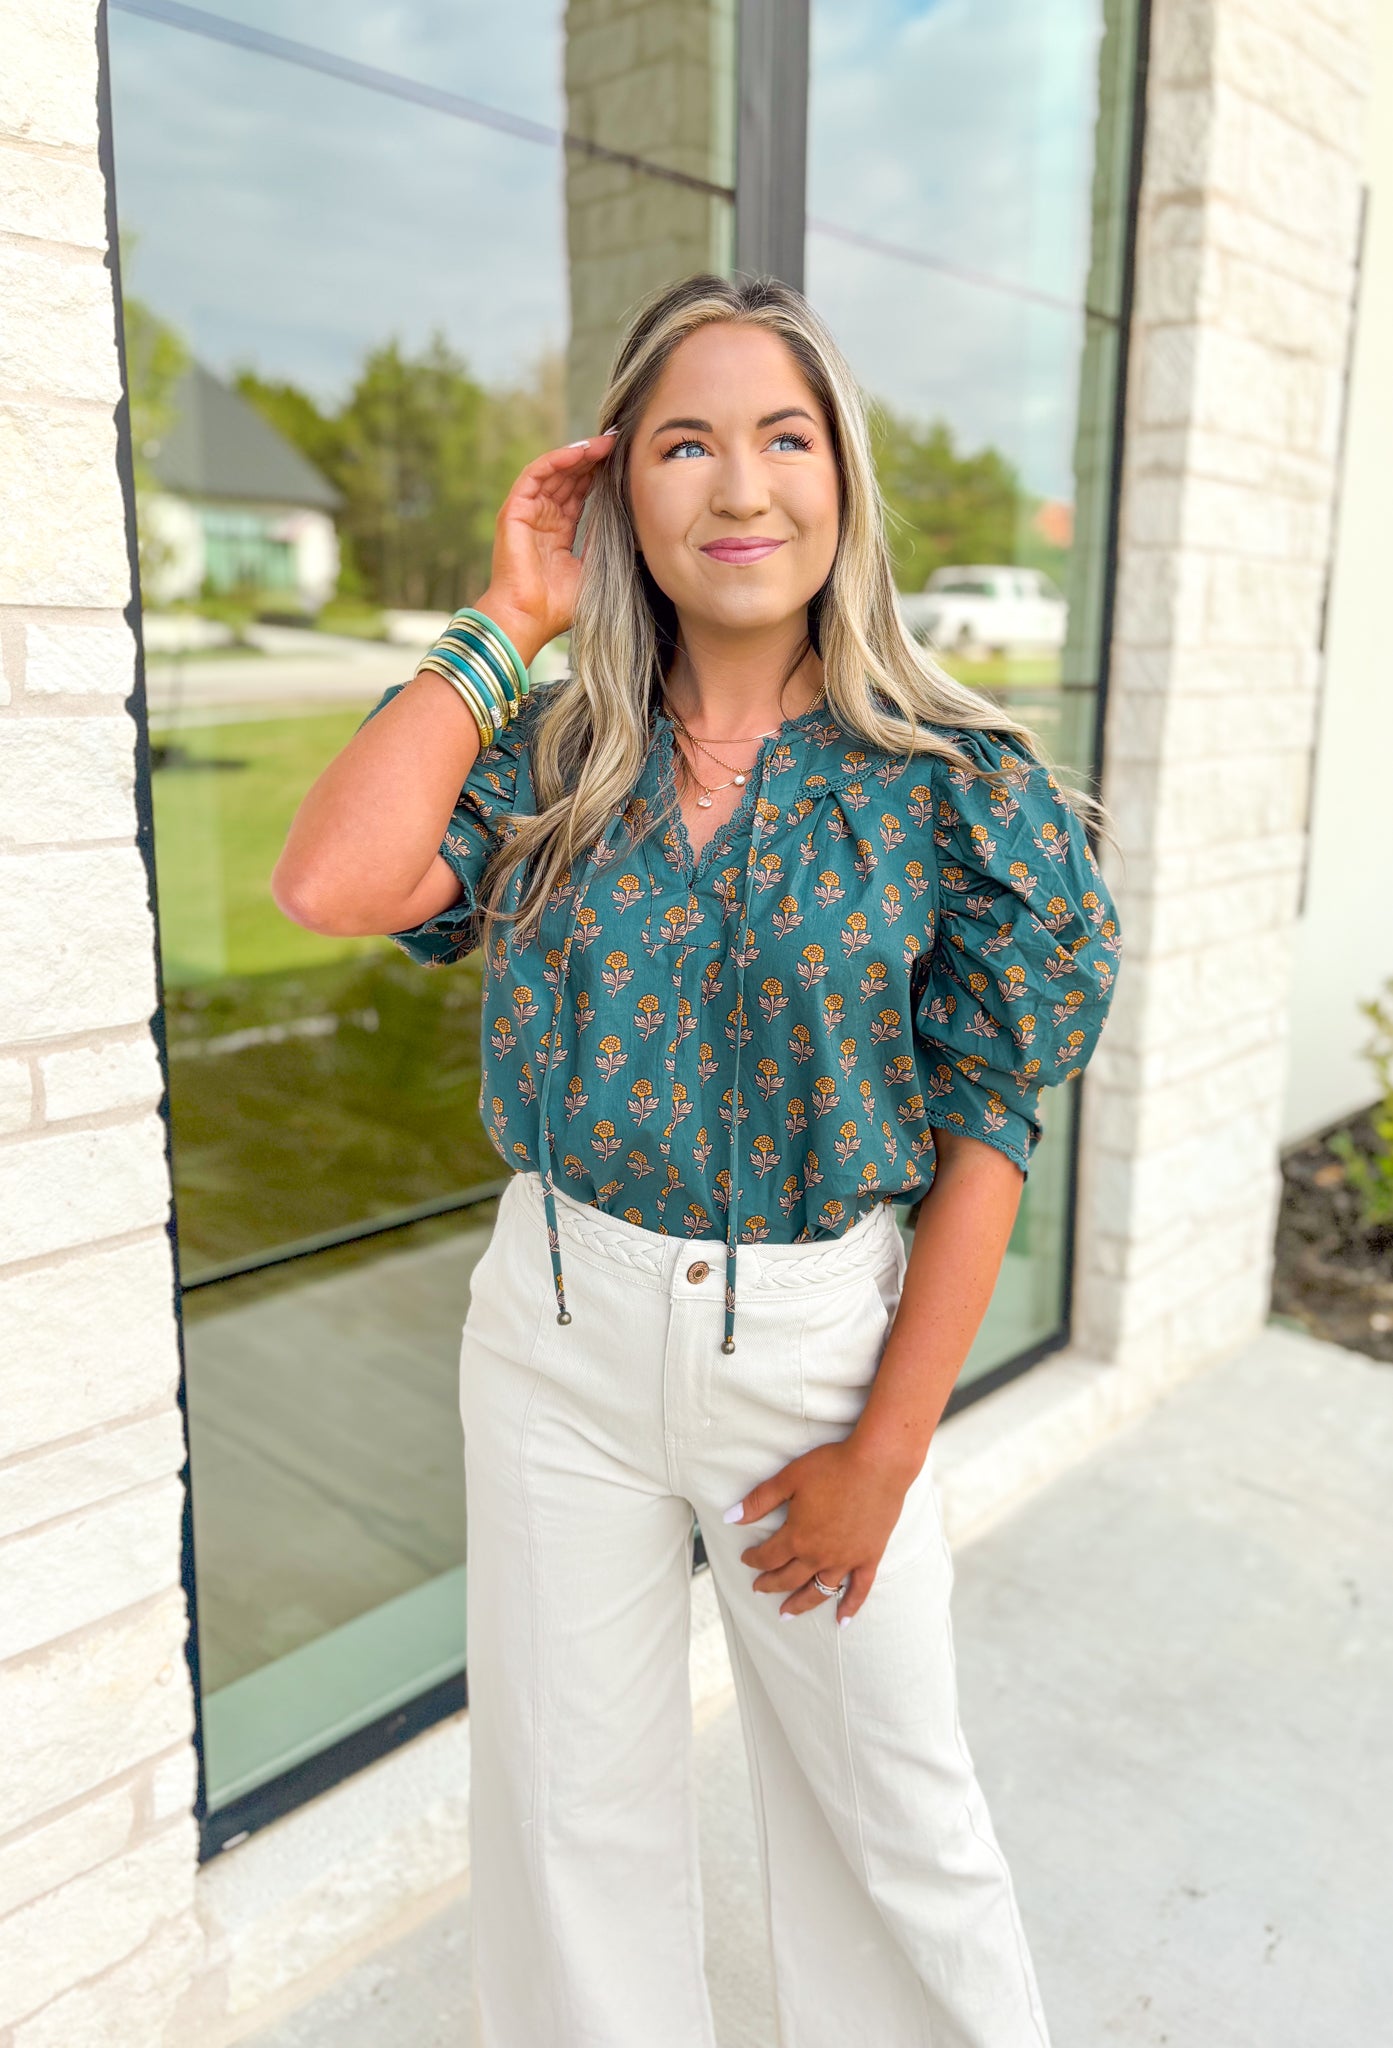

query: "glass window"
left=110, top=0, right=737, bottom=1829
left=112, top=0, right=1138, bottom=1830
left=807, top=0, right=1139, bottom=1390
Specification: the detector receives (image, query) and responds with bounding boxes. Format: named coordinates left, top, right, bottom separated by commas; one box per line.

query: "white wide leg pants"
left=460, top=1169, right=1052, bottom=2048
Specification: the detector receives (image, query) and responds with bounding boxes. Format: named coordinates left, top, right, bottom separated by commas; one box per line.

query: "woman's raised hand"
left=474, top=432, right=617, bottom=667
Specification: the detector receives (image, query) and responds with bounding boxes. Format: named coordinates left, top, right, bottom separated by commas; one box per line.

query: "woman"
left=275, top=273, right=1120, bottom=2048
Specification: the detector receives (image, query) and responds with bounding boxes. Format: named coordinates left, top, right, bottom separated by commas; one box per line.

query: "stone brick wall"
left=1075, top=0, right=1371, bottom=1374
left=0, top=3, right=201, bottom=2040
left=1282, top=0, right=1393, bottom=1140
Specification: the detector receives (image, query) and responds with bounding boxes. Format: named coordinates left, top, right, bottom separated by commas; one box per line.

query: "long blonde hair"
left=480, top=271, right=1103, bottom=952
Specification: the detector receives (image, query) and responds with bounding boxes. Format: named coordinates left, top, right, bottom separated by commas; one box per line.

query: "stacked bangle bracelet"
left=413, top=606, right=532, bottom=747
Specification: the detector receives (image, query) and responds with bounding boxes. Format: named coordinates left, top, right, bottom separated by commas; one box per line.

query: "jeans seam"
left=833, top=1620, right=939, bottom=2046
left=679, top=1525, right=718, bottom=2046
left=515, top=1291, right=571, bottom=2045
left=938, top=1602, right=1052, bottom=2047
left=722, top=1610, right=789, bottom=2048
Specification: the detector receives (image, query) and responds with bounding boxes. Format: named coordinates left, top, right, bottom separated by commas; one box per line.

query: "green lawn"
left=151, top=708, right=503, bottom=1273
left=939, top=652, right=1061, bottom=691
left=151, top=709, right=378, bottom=984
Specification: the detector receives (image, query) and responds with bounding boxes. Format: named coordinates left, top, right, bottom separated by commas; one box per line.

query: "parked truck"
left=898, top=564, right=1068, bottom=658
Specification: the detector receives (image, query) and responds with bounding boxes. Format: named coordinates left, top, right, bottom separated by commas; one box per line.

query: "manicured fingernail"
left=722, top=1503, right=744, bottom=1523
left=567, top=437, right=591, bottom=447
left=780, top=1610, right=796, bottom=1622
left=838, top=1613, right=853, bottom=1627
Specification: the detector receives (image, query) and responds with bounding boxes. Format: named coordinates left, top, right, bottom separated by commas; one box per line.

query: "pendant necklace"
left=662, top=703, right=781, bottom=809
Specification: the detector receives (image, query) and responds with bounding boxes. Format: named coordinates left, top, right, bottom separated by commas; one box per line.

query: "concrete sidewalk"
left=243, top=1324, right=1392, bottom=2047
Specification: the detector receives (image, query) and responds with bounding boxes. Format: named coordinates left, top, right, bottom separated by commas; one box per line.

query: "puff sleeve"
left=912, top=729, right=1121, bottom=1172
left=357, top=681, right=537, bottom=966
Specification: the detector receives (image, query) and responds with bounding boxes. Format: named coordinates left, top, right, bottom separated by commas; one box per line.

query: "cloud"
left=109, top=0, right=1119, bottom=494
left=807, top=0, right=1112, bottom=497
left=110, top=1, right=568, bottom=401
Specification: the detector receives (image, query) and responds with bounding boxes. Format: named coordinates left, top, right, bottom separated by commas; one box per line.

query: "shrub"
left=1329, top=978, right=1393, bottom=1228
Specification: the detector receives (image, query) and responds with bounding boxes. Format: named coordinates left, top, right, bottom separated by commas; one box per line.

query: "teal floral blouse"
left=369, top=682, right=1121, bottom=1353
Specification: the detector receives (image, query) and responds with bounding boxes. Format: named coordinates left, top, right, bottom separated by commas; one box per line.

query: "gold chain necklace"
left=661, top=694, right=824, bottom=810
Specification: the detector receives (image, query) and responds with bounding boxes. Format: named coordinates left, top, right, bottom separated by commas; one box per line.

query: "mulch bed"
left=1272, top=1106, right=1393, bottom=1365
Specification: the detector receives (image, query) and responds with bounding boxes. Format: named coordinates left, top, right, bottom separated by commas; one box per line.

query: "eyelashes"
left=659, top=430, right=815, bottom=461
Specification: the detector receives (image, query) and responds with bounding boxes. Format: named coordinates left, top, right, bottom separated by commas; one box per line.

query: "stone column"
left=563, top=0, right=736, bottom=436
left=0, top=2, right=201, bottom=2039
left=1075, top=0, right=1371, bottom=1376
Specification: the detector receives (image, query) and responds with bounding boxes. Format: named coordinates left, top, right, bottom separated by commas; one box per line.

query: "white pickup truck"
left=898, top=565, right=1068, bottom=658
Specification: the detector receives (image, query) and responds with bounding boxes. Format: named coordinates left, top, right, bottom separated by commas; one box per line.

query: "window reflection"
left=110, top=0, right=1137, bottom=1815
left=111, top=0, right=739, bottom=1812
left=807, top=0, right=1138, bottom=1384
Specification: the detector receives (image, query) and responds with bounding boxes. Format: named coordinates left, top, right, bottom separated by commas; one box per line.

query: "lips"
left=699, top=538, right=787, bottom=564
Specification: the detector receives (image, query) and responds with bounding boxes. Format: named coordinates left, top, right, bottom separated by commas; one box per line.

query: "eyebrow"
left=648, top=407, right=817, bottom=439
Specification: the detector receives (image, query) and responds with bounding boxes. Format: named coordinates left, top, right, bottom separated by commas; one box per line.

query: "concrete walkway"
left=244, top=1323, right=1392, bottom=2047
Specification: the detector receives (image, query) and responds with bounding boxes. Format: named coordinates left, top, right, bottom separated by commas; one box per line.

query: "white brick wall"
left=1076, top=0, right=1372, bottom=1374
left=0, top=1, right=201, bottom=2039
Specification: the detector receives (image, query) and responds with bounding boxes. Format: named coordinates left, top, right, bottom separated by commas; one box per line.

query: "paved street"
left=244, top=1324, right=1392, bottom=2047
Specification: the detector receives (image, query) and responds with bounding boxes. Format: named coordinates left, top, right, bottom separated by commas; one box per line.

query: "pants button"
left=686, top=1260, right=710, bottom=1284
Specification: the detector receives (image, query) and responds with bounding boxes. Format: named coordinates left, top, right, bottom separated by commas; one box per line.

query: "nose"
left=709, top=445, right=771, bottom=523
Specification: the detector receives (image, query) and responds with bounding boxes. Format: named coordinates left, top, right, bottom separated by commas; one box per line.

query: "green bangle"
left=465, top=615, right=531, bottom=702
left=450, top=606, right=531, bottom=698
left=438, top=625, right=521, bottom=716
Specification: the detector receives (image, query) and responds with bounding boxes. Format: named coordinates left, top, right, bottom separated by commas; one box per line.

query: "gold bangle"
left=423, top=635, right=513, bottom=729
left=416, top=656, right=497, bottom=746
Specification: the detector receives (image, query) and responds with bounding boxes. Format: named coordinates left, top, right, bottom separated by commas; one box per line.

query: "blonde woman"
left=275, top=273, right=1120, bottom=2047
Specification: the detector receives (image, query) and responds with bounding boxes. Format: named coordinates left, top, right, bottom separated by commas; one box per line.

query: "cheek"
left=630, top=468, right=701, bottom=565
left=790, top=474, right=841, bottom=570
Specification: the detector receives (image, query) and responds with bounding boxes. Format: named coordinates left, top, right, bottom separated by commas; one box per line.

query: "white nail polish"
left=567, top=438, right=591, bottom=447
left=722, top=1503, right=744, bottom=1523
left=838, top=1613, right=853, bottom=1628
left=780, top=1610, right=796, bottom=1622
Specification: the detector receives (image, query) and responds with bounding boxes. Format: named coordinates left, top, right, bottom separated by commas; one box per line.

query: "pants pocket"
left=460, top=1182, right=547, bottom=1396
left=796, top=1262, right=898, bottom=1438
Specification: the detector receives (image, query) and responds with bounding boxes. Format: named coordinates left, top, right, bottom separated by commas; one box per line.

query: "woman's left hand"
left=724, top=1437, right=917, bottom=1624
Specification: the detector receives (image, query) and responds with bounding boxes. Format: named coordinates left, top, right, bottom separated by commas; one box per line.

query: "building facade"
left=0, top=0, right=1376, bottom=2037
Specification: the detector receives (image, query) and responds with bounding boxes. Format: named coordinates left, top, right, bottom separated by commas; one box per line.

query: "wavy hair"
left=477, top=271, right=1105, bottom=953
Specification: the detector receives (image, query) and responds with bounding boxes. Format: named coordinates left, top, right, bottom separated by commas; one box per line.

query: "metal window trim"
left=734, top=0, right=809, bottom=286
left=1061, top=0, right=1154, bottom=1353
left=95, top=0, right=214, bottom=1850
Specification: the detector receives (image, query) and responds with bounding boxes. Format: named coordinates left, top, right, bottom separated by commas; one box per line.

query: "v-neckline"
left=651, top=703, right=826, bottom=882
left=654, top=719, right=774, bottom=882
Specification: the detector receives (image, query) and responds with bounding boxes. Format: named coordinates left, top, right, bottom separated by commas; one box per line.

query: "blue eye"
left=771, top=430, right=814, bottom=453
left=662, top=438, right=708, bottom=460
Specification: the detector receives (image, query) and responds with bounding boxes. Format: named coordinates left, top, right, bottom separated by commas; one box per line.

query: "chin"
left=683, top=583, right=814, bottom=633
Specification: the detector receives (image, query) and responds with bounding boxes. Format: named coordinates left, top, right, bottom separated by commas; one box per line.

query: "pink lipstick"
left=699, top=538, right=787, bottom=564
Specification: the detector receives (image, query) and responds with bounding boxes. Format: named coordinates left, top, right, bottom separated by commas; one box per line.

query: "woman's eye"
left=663, top=438, right=708, bottom=460
left=770, top=430, right=814, bottom=453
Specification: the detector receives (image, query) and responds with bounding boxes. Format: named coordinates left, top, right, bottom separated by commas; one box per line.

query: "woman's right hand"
left=475, top=432, right=617, bottom=665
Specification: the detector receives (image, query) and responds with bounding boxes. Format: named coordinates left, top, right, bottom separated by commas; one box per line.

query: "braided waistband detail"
left=515, top=1172, right=899, bottom=1293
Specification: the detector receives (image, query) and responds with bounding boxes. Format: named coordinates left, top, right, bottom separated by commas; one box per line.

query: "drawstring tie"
left=720, top=772, right=772, bottom=1352
left=535, top=810, right=628, bottom=1327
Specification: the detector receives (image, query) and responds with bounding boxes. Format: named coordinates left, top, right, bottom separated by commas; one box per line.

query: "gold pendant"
left=697, top=791, right=714, bottom=808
